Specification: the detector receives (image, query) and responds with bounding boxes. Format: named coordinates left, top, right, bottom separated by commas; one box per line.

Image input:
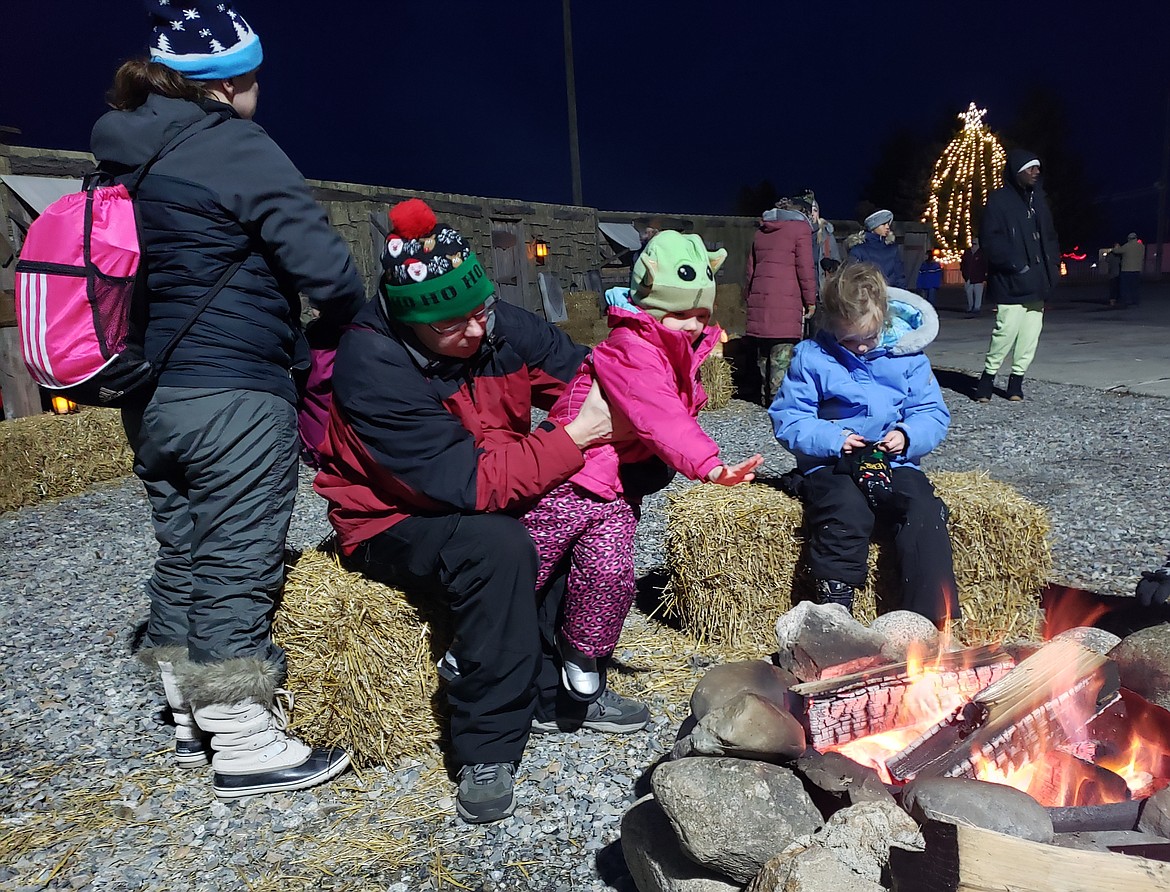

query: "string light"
left=922, top=102, right=1006, bottom=262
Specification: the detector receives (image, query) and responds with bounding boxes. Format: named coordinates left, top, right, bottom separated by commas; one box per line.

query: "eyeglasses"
left=428, top=296, right=497, bottom=335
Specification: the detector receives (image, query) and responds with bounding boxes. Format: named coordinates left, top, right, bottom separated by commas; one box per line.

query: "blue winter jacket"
left=847, top=231, right=907, bottom=288
left=769, top=290, right=949, bottom=474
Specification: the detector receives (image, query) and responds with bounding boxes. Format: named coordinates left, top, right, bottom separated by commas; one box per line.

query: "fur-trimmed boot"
left=1006, top=374, right=1025, bottom=402
left=140, top=645, right=210, bottom=768
left=178, top=657, right=350, bottom=800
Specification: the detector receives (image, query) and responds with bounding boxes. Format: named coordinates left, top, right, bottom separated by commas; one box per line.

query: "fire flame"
left=822, top=639, right=1170, bottom=807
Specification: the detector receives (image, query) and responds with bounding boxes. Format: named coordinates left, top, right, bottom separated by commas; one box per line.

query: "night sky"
left=7, top=1, right=1169, bottom=246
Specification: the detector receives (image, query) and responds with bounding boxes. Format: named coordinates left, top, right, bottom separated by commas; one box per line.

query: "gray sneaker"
left=456, top=762, right=516, bottom=824
left=531, top=688, right=650, bottom=734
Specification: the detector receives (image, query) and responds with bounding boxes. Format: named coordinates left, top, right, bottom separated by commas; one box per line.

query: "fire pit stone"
left=773, top=601, right=886, bottom=683
left=1109, top=624, right=1170, bottom=712
left=1139, top=786, right=1170, bottom=837
left=901, top=776, right=1055, bottom=843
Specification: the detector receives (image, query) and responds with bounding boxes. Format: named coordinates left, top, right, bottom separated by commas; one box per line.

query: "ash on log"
left=886, top=639, right=1121, bottom=784
left=889, top=820, right=1170, bottom=892
left=792, top=645, right=1015, bottom=749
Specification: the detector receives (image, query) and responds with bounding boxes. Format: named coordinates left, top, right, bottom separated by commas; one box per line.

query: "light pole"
left=1155, top=87, right=1169, bottom=279
left=562, top=0, right=583, bottom=207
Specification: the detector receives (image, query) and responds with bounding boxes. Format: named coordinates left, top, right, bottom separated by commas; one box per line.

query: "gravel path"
left=2, top=375, right=1167, bottom=891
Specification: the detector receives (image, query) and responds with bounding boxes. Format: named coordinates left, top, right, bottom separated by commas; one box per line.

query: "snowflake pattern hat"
left=146, top=0, right=263, bottom=81
left=379, top=199, right=495, bottom=325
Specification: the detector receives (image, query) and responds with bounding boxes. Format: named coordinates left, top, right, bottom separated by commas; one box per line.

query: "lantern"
left=51, top=396, right=79, bottom=415
left=533, top=238, right=550, bottom=265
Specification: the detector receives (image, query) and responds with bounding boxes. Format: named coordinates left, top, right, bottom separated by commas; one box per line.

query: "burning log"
left=792, top=644, right=1015, bottom=750
left=886, top=638, right=1121, bottom=787
left=889, top=820, right=1170, bottom=892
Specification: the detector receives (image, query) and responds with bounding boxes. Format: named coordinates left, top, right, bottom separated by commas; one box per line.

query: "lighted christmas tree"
left=923, top=103, right=1006, bottom=261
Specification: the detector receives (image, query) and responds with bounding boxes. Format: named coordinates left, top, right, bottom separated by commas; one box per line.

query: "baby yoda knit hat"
left=146, top=0, right=263, bottom=81
left=630, top=231, right=727, bottom=319
left=379, top=199, right=494, bottom=325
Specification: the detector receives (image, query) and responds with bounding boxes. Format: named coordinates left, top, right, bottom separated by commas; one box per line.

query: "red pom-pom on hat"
left=389, top=198, right=438, bottom=240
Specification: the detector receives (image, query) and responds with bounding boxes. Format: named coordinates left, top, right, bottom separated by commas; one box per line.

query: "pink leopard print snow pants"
left=522, top=481, right=638, bottom=658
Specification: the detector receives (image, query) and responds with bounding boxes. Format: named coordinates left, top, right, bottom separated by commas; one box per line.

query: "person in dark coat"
left=974, top=149, right=1060, bottom=403
left=742, top=201, right=818, bottom=404
left=960, top=238, right=989, bottom=316
left=917, top=250, right=943, bottom=305
left=315, top=199, right=649, bottom=825
left=92, top=0, right=363, bottom=799
left=845, top=209, right=907, bottom=288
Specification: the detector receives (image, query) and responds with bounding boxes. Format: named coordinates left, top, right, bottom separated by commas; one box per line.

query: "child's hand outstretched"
left=707, top=454, right=764, bottom=486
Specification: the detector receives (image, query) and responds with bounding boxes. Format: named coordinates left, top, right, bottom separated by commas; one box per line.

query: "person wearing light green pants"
left=981, top=300, right=1045, bottom=392
left=975, top=148, right=1061, bottom=402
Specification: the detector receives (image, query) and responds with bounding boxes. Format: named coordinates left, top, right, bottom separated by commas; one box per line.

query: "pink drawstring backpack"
left=14, top=112, right=235, bottom=409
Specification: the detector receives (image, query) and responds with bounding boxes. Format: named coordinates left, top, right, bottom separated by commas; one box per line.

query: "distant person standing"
left=743, top=201, right=818, bottom=405
left=1112, top=232, right=1144, bottom=307
left=960, top=238, right=989, bottom=316
left=800, top=190, right=842, bottom=292
left=1105, top=244, right=1122, bottom=308
left=917, top=250, right=943, bottom=305
left=974, top=150, right=1060, bottom=403
left=845, top=209, right=906, bottom=288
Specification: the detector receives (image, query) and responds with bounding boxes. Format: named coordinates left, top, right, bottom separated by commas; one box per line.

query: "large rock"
left=652, top=757, right=823, bottom=883
left=774, top=602, right=887, bottom=682
left=1053, top=625, right=1122, bottom=656
left=870, top=610, right=941, bottom=662
left=902, top=777, right=1054, bottom=843
left=621, top=796, right=742, bottom=892
left=746, top=844, right=886, bottom=892
left=795, top=750, right=896, bottom=807
left=1110, top=624, right=1170, bottom=711
left=673, top=692, right=805, bottom=762
left=691, top=661, right=798, bottom=719
left=1138, top=786, right=1170, bottom=838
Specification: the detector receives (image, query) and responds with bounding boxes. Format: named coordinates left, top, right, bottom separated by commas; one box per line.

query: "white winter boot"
left=178, top=657, right=350, bottom=799
left=141, top=645, right=210, bottom=768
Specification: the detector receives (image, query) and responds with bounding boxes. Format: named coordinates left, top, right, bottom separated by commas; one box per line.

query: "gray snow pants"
left=123, top=387, right=299, bottom=668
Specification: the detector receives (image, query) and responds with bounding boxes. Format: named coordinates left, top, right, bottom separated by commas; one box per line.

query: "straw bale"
left=700, top=354, right=734, bottom=411
left=273, top=548, right=452, bottom=768
left=0, top=409, right=133, bottom=513
left=557, top=289, right=610, bottom=347
left=662, top=470, right=1050, bottom=649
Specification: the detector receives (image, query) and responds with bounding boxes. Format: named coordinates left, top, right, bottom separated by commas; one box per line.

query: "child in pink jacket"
left=522, top=231, right=762, bottom=702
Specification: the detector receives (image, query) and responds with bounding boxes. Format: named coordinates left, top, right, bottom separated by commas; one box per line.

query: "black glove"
left=1136, top=560, right=1170, bottom=607
left=838, top=443, right=899, bottom=511
left=820, top=257, right=840, bottom=273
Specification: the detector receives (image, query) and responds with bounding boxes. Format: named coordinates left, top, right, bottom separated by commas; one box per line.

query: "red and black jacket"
left=314, top=298, right=588, bottom=554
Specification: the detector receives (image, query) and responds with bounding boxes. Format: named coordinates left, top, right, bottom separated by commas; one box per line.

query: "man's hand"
left=707, top=454, right=764, bottom=486
left=564, top=381, right=614, bottom=450
left=878, top=429, right=907, bottom=455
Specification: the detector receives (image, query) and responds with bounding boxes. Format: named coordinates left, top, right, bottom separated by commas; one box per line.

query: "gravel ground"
left=2, top=375, right=1167, bottom=891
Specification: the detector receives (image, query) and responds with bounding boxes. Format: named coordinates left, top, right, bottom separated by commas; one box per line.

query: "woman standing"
left=743, top=201, right=818, bottom=406
left=92, top=1, right=363, bottom=798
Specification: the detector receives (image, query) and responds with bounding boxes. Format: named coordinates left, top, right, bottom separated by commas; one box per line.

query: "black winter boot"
left=815, top=579, right=856, bottom=614
left=1006, top=374, right=1025, bottom=401
left=974, top=372, right=995, bottom=403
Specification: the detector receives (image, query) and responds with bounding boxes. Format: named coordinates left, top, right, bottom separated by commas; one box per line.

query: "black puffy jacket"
left=90, top=94, right=365, bottom=403
left=980, top=149, right=1061, bottom=306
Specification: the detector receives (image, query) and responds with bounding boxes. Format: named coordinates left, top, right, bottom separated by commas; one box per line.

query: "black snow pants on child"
left=800, top=465, right=960, bottom=625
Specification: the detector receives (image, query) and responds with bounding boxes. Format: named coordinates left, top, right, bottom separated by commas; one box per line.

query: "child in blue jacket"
left=769, top=262, right=960, bottom=627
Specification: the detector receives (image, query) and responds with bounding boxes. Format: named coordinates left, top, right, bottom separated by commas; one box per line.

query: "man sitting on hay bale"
left=313, top=199, right=649, bottom=825
left=769, top=263, right=959, bottom=628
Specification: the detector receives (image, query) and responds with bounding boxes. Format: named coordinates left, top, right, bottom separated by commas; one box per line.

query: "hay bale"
left=273, top=548, right=451, bottom=767
left=557, top=290, right=610, bottom=347
left=714, top=283, right=745, bottom=338
left=699, top=354, right=734, bottom=411
left=0, top=409, right=133, bottom=513
left=662, top=470, right=1050, bottom=649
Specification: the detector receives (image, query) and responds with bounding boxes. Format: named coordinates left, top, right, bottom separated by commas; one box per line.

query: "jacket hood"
left=91, top=94, right=226, bottom=168
left=846, top=229, right=890, bottom=249
left=759, top=215, right=811, bottom=234
left=761, top=208, right=810, bottom=226
left=882, top=288, right=939, bottom=355
left=603, top=288, right=721, bottom=357
left=1004, top=147, right=1040, bottom=189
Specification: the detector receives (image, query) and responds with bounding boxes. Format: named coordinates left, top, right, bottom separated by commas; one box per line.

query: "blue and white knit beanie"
left=146, top=0, right=263, bottom=81
left=864, top=209, right=894, bottom=231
